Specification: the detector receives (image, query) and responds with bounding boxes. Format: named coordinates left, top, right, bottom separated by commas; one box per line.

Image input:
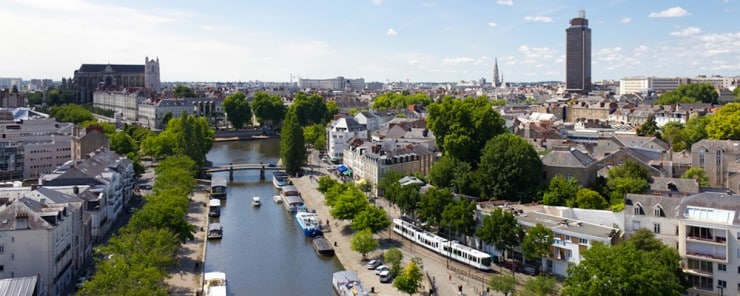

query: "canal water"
left=204, top=139, right=344, bottom=295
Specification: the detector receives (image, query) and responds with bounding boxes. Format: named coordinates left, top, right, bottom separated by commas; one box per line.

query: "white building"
left=0, top=117, right=74, bottom=180
left=138, top=97, right=223, bottom=130
left=619, top=77, right=688, bottom=95
left=92, top=88, right=145, bottom=121
left=298, top=76, right=365, bottom=91
left=327, top=117, right=367, bottom=159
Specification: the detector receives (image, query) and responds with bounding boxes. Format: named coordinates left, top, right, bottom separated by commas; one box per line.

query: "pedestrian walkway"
left=165, top=182, right=210, bottom=295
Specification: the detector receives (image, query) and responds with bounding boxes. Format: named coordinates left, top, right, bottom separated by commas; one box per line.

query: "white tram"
left=392, top=218, right=492, bottom=270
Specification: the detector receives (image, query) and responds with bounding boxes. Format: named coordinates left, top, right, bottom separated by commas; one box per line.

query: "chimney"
left=73, top=186, right=79, bottom=195
left=31, top=184, right=38, bottom=191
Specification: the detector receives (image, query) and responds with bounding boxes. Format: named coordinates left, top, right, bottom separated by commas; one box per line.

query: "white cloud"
left=524, top=16, right=553, bottom=23
left=496, top=0, right=513, bottom=6
left=620, top=17, right=631, bottom=24
left=670, top=27, right=702, bottom=37
left=442, top=57, right=474, bottom=65
left=371, top=0, right=383, bottom=5
left=487, top=22, right=497, bottom=27
left=386, top=28, right=397, bottom=36
left=649, top=6, right=690, bottom=18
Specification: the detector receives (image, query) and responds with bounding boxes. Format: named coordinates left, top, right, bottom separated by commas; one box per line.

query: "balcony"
left=682, top=265, right=712, bottom=276
left=686, top=235, right=727, bottom=245
left=686, top=251, right=726, bottom=262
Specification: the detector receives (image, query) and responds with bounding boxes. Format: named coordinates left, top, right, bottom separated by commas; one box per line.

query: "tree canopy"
left=706, top=102, right=740, bottom=140
left=656, top=83, right=718, bottom=105
left=542, top=175, right=580, bottom=206
left=303, top=123, right=327, bottom=151
left=350, top=206, right=391, bottom=233
left=173, top=85, right=197, bottom=98
left=251, top=91, right=286, bottom=127
left=280, top=108, right=306, bottom=175
left=478, top=133, right=542, bottom=201
left=681, top=167, right=709, bottom=186
left=440, top=198, right=477, bottom=237
left=606, top=160, right=650, bottom=206
left=371, top=92, right=432, bottom=110
left=477, top=208, right=524, bottom=275
left=292, top=92, right=330, bottom=126
left=427, top=96, right=506, bottom=166
left=393, top=260, right=424, bottom=296
left=50, top=104, right=95, bottom=124
left=222, top=91, right=252, bottom=129
left=521, top=223, right=554, bottom=261
left=562, top=229, right=687, bottom=296
left=350, top=228, right=378, bottom=259
left=636, top=114, right=660, bottom=137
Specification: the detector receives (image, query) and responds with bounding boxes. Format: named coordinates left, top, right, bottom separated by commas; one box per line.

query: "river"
left=204, top=139, right=344, bottom=295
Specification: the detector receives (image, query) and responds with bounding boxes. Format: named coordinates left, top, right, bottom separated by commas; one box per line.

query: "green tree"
left=27, top=91, right=44, bottom=105
left=417, top=187, right=453, bottom=228
left=46, top=88, right=75, bottom=105
left=392, top=260, right=423, bottom=296
left=521, top=276, right=559, bottom=296
left=655, top=91, right=700, bottom=105
left=167, top=112, right=214, bottom=166
left=706, top=102, right=740, bottom=140
left=574, top=188, right=610, bottom=210
left=606, top=160, right=650, bottom=204
left=427, top=96, right=506, bottom=166
left=479, top=133, right=542, bottom=201
left=683, top=114, right=710, bottom=149
left=377, top=170, right=404, bottom=202
left=303, top=123, right=326, bottom=151
left=542, top=175, right=580, bottom=206
left=292, top=92, right=330, bottom=125
left=161, top=112, right=174, bottom=128
left=395, top=184, right=421, bottom=218
left=488, top=273, right=516, bottom=296
left=562, top=229, right=686, bottom=296
left=350, top=206, right=391, bottom=233
left=330, top=188, right=369, bottom=220
left=317, top=175, right=340, bottom=193
left=521, top=223, right=554, bottom=262
left=660, top=121, right=687, bottom=152
left=656, top=83, right=718, bottom=105
left=477, top=208, right=524, bottom=275
left=636, top=114, right=660, bottom=137
left=440, top=198, right=477, bottom=237
left=428, top=154, right=472, bottom=191
left=280, top=108, right=306, bottom=175
left=110, top=131, right=139, bottom=155
left=326, top=100, right=340, bottom=117
left=173, top=85, right=197, bottom=98
left=222, top=91, right=252, bottom=129
left=49, top=104, right=95, bottom=124
left=251, top=91, right=286, bottom=126
left=681, top=167, right=709, bottom=186
left=384, top=248, right=404, bottom=276
left=350, top=228, right=378, bottom=259
left=734, top=86, right=740, bottom=100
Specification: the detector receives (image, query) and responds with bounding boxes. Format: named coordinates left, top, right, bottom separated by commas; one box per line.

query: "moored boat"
left=208, top=199, right=221, bottom=217
left=312, top=236, right=334, bottom=256
left=294, top=208, right=322, bottom=237
left=280, top=185, right=303, bottom=212
left=203, top=271, right=227, bottom=296
left=210, top=175, right=228, bottom=199
left=273, top=195, right=282, bottom=203
left=252, top=196, right=261, bottom=207
left=272, top=171, right=290, bottom=189
left=207, top=223, right=223, bottom=240
left=332, top=271, right=369, bottom=296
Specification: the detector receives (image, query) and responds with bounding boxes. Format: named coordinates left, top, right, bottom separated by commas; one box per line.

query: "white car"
left=374, top=265, right=390, bottom=275
left=366, top=259, right=382, bottom=270
left=379, top=270, right=392, bottom=283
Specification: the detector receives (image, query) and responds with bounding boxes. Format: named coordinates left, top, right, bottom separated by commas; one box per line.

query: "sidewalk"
left=165, top=181, right=210, bottom=295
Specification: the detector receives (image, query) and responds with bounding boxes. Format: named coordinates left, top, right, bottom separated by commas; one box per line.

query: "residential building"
left=92, top=87, right=145, bottom=121
left=541, top=146, right=598, bottom=186
left=353, top=111, right=383, bottom=133
left=691, top=140, right=740, bottom=189
left=327, top=117, right=367, bottom=159
left=138, top=97, right=224, bottom=130
left=298, top=76, right=365, bottom=91
left=0, top=118, right=74, bottom=181
left=619, top=77, right=689, bottom=95
left=71, top=125, right=109, bottom=161
left=565, top=10, right=591, bottom=94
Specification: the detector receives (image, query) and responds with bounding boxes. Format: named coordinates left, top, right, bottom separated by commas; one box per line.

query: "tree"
left=384, top=248, right=404, bottom=277
left=656, top=83, right=718, bottom=105
left=377, top=170, right=404, bottom=202
left=350, top=228, right=378, bottom=259
left=427, top=96, right=506, bottom=165
left=521, top=223, right=554, bottom=262
left=173, top=85, right=197, bottom=98
left=574, top=188, right=610, bottom=210
left=161, top=112, right=174, bottom=128
left=326, top=100, right=340, bottom=117
left=636, top=114, right=660, bottom=137
left=734, top=86, right=740, bottom=101
left=222, top=91, right=252, bottom=129
left=478, top=133, right=542, bottom=201
left=522, top=276, right=559, bottom=296
left=660, top=121, right=687, bottom=152
left=542, top=175, right=580, bottom=206
left=280, top=108, right=306, bottom=175
left=477, top=208, right=524, bottom=275
left=428, top=154, right=472, bottom=191
left=606, top=160, right=650, bottom=204
left=27, top=91, right=44, bottom=105
left=303, top=123, right=326, bottom=151
left=392, top=260, right=423, bottom=296
left=562, top=229, right=687, bottom=296
left=251, top=91, right=286, bottom=126
left=292, top=92, right=330, bottom=126
left=317, top=175, right=340, bottom=193
left=683, top=114, right=710, bottom=148
left=488, top=273, right=516, bottom=296
left=167, top=112, right=214, bottom=166
left=371, top=92, right=432, bottom=110
left=681, top=167, right=709, bottom=186
left=350, top=206, right=390, bottom=233
left=417, top=187, right=453, bottom=228
left=330, top=188, right=369, bottom=220
left=440, top=198, right=477, bottom=238
left=395, top=184, right=421, bottom=218
left=706, top=102, right=740, bottom=140
left=49, top=104, right=95, bottom=124
left=110, top=131, right=138, bottom=155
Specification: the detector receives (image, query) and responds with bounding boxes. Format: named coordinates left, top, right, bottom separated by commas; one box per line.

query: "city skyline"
left=1, top=0, right=738, bottom=83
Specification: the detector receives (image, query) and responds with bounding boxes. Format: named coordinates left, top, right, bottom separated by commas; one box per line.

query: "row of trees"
left=371, top=92, right=433, bottom=110
left=222, top=91, right=287, bottom=130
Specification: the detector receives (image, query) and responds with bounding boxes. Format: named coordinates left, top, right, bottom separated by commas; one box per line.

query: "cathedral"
left=492, top=57, right=503, bottom=88
left=67, top=57, right=160, bottom=103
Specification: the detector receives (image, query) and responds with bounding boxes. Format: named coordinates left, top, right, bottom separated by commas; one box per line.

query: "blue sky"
left=1, top=0, right=738, bottom=83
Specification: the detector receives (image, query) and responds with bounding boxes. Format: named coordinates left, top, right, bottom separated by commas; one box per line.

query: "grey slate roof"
left=679, top=192, right=740, bottom=224
left=541, top=148, right=595, bottom=168
left=650, top=177, right=700, bottom=194
left=626, top=193, right=684, bottom=219
left=78, top=64, right=144, bottom=73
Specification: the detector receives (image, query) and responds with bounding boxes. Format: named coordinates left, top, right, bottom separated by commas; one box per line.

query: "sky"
left=1, top=0, right=738, bottom=83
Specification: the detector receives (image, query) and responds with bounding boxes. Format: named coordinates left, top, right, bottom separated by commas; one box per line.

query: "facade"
left=565, top=10, right=591, bottom=94
left=0, top=118, right=74, bottom=181
left=691, top=140, right=740, bottom=189
left=92, top=88, right=145, bottom=121
left=138, top=97, right=223, bottom=130
left=327, top=117, right=367, bottom=159
left=298, top=76, right=365, bottom=91
left=71, top=125, right=109, bottom=161
left=541, top=147, right=598, bottom=186
left=0, top=78, right=22, bottom=90
left=72, top=57, right=160, bottom=103
left=619, top=77, right=689, bottom=95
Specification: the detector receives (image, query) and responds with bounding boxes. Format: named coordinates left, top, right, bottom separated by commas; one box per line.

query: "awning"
left=342, top=169, right=353, bottom=176
left=337, top=165, right=348, bottom=172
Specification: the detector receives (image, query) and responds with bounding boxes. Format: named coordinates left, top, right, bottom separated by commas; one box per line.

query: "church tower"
left=144, top=56, right=161, bottom=92
left=492, top=57, right=501, bottom=88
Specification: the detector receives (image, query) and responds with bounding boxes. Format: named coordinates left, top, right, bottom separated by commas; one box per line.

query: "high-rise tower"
left=492, top=57, right=501, bottom=88
left=565, top=10, right=591, bottom=94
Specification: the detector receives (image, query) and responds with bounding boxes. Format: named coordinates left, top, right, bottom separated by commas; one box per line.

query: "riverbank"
left=165, top=180, right=210, bottom=295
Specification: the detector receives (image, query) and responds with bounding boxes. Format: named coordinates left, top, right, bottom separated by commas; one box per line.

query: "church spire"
left=492, top=57, right=500, bottom=88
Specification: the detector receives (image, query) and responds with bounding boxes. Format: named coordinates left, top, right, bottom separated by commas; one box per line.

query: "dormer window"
left=634, top=203, right=644, bottom=215
left=654, top=205, right=665, bottom=217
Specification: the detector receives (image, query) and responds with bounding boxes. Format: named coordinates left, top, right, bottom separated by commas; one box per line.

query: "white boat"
left=203, top=271, right=226, bottom=296
left=273, top=195, right=282, bottom=203
left=207, top=223, right=223, bottom=240
left=332, top=271, right=369, bottom=296
left=252, top=196, right=261, bottom=207
left=295, top=209, right=322, bottom=237
left=208, top=199, right=221, bottom=217
left=272, top=171, right=290, bottom=189
left=280, top=185, right=303, bottom=213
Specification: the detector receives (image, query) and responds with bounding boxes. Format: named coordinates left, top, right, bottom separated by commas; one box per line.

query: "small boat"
left=312, top=236, right=334, bottom=256
left=252, top=196, right=261, bottom=207
left=272, top=171, right=290, bottom=189
left=208, top=199, right=221, bottom=217
left=280, top=185, right=303, bottom=212
left=295, top=208, right=322, bottom=237
left=210, top=175, right=228, bottom=199
left=207, top=223, right=223, bottom=240
left=203, top=271, right=227, bottom=296
left=273, top=195, right=282, bottom=203
left=332, top=271, right=369, bottom=296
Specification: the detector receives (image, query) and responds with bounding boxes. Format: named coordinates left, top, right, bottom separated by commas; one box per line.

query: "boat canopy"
left=208, top=223, right=222, bottom=231
left=209, top=199, right=221, bottom=207
left=283, top=195, right=304, bottom=205
left=337, top=165, right=348, bottom=172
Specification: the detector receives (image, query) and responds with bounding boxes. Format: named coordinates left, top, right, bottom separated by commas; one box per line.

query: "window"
left=653, top=223, right=661, bottom=234
left=565, top=249, right=572, bottom=260
left=565, top=235, right=571, bottom=241
left=654, top=207, right=664, bottom=217
left=579, top=238, right=588, bottom=245
left=699, top=149, right=705, bottom=167
left=0, top=265, right=3, bottom=272
left=717, top=280, right=726, bottom=288
left=718, top=264, right=726, bottom=271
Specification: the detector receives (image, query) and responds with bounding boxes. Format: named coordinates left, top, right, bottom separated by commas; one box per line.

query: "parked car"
left=523, top=265, right=540, bottom=276
left=502, top=261, right=522, bottom=272
left=366, top=259, right=382, bottom=270
left=379, top=270, right=393, bottom=283
left=374, top=265, right=390, bottom=275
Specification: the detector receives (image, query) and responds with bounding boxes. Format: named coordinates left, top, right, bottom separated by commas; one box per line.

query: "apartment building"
left=691, top=140, right=740, bottom=189
left=327, top=117, right=367, bottom=159
left=0, top=117, right=75, bottom=181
